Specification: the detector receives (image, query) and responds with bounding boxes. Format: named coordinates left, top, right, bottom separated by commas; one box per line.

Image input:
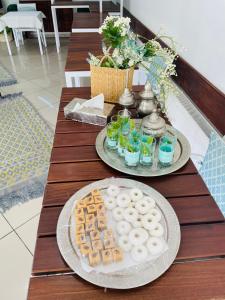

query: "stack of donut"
left=105, top=185, right=165, bottom=262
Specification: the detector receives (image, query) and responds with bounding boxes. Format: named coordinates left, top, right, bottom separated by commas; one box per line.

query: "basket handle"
left=99, top=55, right=118, bottom=69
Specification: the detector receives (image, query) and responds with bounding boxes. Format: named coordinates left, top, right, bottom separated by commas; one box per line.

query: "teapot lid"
left=142, top=109, right=166, bottom=130
left=119, top=88, right=135, bottom=107
left=139, top=81, right=154, bottom=99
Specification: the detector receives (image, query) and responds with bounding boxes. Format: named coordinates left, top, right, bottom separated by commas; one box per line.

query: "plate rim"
left=56, top=178, right=181, bottom=289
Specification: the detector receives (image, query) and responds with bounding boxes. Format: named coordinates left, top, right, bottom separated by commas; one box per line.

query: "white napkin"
left=71, top=94, right=104, bottom=112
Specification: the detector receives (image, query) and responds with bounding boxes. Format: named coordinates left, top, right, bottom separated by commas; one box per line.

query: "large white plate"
left=56, top=178, right=180, bottom=289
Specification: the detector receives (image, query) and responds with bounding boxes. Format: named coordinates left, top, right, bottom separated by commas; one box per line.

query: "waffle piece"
left=85, top=195, right=95, bottom=206
left=85, top=222, right=96, bottom=233
left=97, top=217, right=107, bottom=231
left=96, top=203, right=105, bottom=212
left=103, top=229, right=114, bottom=240
left=88, top=250, right=101, bottom=267
left=94, top=195, right=104, bottom=204
left=76, top=215, right=85, bottom=225
left=76, top=224, right=85, bottom=234
left=75, top=207, right=84, bottom=217
left=103, top=238, right=115, bottom=249
left=90, top=230, right=100, bottom=241
left=91, top=189, right=101, bottom=197
left=76, top=198, right=86, bottom=209
left=92, top=239, right=103, bottom=251
left=85, top=213, right=95, bottom=224
left=96, top=210, right=106, bottom=219
left=112, top=247, right=123, bottom=262
left=87, top=204, right=96, bottom=214
left=80, top=243, right=92, bottom=257
left=102, top=249, right=113, bottom=264
left=75, top=233, right=86, bottom=246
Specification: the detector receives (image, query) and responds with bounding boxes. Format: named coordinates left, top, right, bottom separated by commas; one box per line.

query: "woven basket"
left=90, top=65, right=134, bottom=104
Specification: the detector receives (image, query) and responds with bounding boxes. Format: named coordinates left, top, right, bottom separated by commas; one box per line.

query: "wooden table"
left=27, top=87, right=225, bottom=299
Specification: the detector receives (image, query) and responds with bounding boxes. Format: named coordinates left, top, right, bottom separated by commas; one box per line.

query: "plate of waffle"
left=57, top=178, right=180, bottom=289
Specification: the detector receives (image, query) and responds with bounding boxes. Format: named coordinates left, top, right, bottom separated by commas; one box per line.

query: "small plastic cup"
left=124, top=141, right=140, bottom=167
left=140, top=135, right=156, bottom=166
left=158, top=134, right=177, bottom=166
left=106, top=122, right=119, bottom=150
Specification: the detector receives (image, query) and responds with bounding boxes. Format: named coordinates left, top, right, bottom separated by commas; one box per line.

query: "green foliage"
left=101, top=20, right=127, bottom=48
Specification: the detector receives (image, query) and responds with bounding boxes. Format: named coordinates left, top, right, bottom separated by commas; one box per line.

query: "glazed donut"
left=142, top=196, right=155, bottom=209
left=107, top=185, right=120, bottom=197
left=116, top=193, right=131, bottom=208
left=129, top=228, right=148, bottom=246
left=149, top=223, right=164, bottom=237
left=116, top=220, right=132, bottom=235
left=142, top=213, right=157, bottom=231
left=105, top=197, right=116, bottom=210
left=118, top=235, right=132, bottom=252
left=135, top=199, right=151, bottom=215
left=129, top=201, right=136, bottom=209
left=123, top=207, right=138, bottom=223
left=131, top=245, right=148, bottom=262
left=133, top=215, right=142, bottom=228
left=147, top=237, right=164, bottom=255
left=148, top=208, right=161, bottom=222
left=129, top=188, right=143, bottom=202
left=112, top=207, right=124, bottom=221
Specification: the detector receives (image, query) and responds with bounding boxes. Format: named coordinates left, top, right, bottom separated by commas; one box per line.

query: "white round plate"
left=56, top=178, right=180, bottom=289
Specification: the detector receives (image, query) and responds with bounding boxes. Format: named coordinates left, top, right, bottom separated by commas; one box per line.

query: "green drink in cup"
left=106, top=122, right=120, bottom=150
left=140, top=135, right=156, bottom=166
left=158, top=134, right=177, bottom=166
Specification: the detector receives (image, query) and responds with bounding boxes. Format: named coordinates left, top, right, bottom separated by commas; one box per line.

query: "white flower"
left=128, top=60, right=134, bottom=67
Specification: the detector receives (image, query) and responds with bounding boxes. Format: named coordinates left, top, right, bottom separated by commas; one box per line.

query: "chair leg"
left=37, top=29, right=43, bottom=55
left=20, top=31, right=24, bottom=45
left=12, top=29, right=19, bottom=48
left=42, top=26, right=47, bottom=48
left=4, top=29, right=12, bottom=56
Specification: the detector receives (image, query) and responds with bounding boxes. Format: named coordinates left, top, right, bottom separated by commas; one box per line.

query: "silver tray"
left=57, top=178, right=181, bottom=289
left=96, top=124, right=191, bottom=177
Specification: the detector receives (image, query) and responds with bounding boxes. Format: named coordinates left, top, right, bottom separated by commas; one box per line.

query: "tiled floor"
left=0, top=37, right=69, bottom=300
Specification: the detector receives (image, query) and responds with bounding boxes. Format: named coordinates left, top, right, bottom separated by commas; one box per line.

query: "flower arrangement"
left=87, top=16, right=178, bottom=100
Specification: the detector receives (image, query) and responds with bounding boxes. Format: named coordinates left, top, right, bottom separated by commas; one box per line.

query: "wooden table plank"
left=55, top=121, right=102, bottom=133
left=65, top=33, right=102, bottom=72
left=53, top=132, right=99, bottom=148
left=28, top=259, right=225, bottom=300
left=43, top=174, right=209, bottom=207
left=47, top=160, right=197, bottom=183
left=33, top=223, right=225, bottom=274
left=38, top=195, right=224, bottom=236
left=72, top=12, right=107, bottom=30
left=51, top=146, right=100, bottom=163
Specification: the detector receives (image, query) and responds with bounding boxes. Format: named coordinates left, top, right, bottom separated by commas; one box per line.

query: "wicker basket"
left=90, top=65, right=134, bottom=104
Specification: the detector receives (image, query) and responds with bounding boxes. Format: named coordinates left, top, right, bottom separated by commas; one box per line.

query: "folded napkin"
left=64, top=94, right=114, bottom=126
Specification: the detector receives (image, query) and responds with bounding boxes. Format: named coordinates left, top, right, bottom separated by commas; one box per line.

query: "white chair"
left=1, top=11, right=47, bottom=55
left=16, top=4, right=46, bottom=54
left=17, top=3, right=37, bottom=11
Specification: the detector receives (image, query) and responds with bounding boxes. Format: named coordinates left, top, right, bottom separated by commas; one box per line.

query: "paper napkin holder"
left=64, top=94, right=114, bottom=126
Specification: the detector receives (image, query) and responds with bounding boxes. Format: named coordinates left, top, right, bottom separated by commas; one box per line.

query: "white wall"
left=124, top=0, right=225, bottom=94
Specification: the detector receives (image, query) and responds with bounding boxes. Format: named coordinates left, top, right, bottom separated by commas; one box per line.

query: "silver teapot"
left=137, top=81, right=157, bottom=115
left=141, top=109, right=166, bottom=137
